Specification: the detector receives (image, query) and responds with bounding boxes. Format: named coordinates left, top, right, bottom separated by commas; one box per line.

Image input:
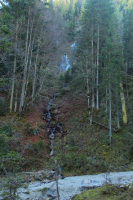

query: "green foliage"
left=38, top=187, right=48, bottom=195
left=0, top=136, right=9, bottom=156
left=1, top=151, right=23, bottom=173
left=22, top=157, right=43, bottom=170
left=0, top=123, right=13, bottom=137
left=1, top=177, right=22, bottom=200
left=0, top=40, right=13, bottom=51
left=24, top=123, right=34, bottom=136
left=32, top=141, right=46, bottom=151
left=72, top=184, right=133, bottom=200
left=68, top=135, right=76, bottom=147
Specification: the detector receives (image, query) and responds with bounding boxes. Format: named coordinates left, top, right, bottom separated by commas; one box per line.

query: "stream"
left=43, top=94, right=63, bottom=175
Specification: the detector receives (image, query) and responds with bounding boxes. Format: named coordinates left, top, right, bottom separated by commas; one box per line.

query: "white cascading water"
left=58, top=54, right=71, bottom=72
left=57, top=42, right=76, bottom=72
left=71, top=42, right=76, bottom=49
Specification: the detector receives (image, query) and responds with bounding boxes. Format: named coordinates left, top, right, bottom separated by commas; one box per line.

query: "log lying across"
left=92, top=120, right=119, bottom=133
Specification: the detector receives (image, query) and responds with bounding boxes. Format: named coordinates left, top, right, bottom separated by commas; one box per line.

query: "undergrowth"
left=72, top=184, right=133, bottom=200
left=54, top=105, right=133, bottom=176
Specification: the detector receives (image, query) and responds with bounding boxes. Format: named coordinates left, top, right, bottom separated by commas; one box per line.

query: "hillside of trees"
left=1, top=0, right=133, bottom=199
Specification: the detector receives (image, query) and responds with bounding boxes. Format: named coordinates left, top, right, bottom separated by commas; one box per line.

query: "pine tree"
left=72, top=0, right=123, bottom=145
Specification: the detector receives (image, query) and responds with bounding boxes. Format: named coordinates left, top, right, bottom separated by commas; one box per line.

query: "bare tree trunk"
left=117, top=109, right=120, bottom=129
left=91, top=23, right=95, bottom=109
left=10, top=19, right=18, bottom=112
left=14, top=83, right=18, bottom=112
left=109, top=81, right=112, bottom=147
left=55, top=171, right=60, bottom=200
left=19, top=8, right=30, bottom=113
left=126, top=61, right=128, bottom=98
left=25, top=17, right=35, bottom=102
left=87, top=77, right=90, bottom=109
left=116, top=91, right=120, bottom=129
left=120, top=83, right=127, bottom=124
left=105, top=87, right=108, bottom=114
left=96, top=23, right=99, bottom=110
left=32, top=39, right=39, bottom=102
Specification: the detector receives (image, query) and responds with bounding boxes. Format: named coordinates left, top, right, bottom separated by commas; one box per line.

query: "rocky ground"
left=1, top=171, right=133, bottom=200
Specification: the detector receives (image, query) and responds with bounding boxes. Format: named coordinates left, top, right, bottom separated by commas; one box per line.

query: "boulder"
left=47, top=188, right=57, bottom=199
left=80, top=180, right=102, bottom=191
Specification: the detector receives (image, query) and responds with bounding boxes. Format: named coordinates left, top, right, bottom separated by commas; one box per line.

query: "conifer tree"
left=73, top=0, right=123, bottom=145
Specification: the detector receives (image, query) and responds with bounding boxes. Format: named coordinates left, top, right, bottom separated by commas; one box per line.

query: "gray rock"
left=47, top=188, right=57, bottom=199
left=34, top=129, right=40, bottom=135
left=28, top=178, right=32, bottom=182
left=80, top=180, right=101, bottom=191
left=21, top=179, right=25, bottom=183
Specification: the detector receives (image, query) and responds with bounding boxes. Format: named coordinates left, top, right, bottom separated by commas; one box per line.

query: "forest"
left=1, top=0, right=133, bottom=199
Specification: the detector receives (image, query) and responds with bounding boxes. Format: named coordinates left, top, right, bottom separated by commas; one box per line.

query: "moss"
left=38, top=187, right=48, bottom=195
left=72, top=184, right=131, bottom=200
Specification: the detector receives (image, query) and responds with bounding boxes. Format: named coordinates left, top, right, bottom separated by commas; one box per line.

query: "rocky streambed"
left=1, top=171, right=133, bottom=200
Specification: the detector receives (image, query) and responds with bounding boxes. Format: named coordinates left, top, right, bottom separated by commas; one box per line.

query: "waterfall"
left=57, top=54, right=71, bottom=72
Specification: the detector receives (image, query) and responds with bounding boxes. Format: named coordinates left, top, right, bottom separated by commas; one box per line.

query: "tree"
left=72, top=0, right=123, bottom=145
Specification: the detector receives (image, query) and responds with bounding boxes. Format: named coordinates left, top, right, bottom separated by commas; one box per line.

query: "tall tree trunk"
left=116, top=91, right=120, bottom=129
left=32, top=39, right=40, bottom=102
left=91, top=23, right=95, bottom=109
left=19, top=8, right=30, bottom=113
left=126, top=61, right=128, bottom=98
left=14, top=82, right=18, bottom=112
left=120, top=83, right=127, bottom=124
left=109, top=80, right=112, bottom=147
left=87, top=77, right=90, bottom=109
left=96, top=23, right=99, bottom=110
left=117, top=109, right=120, bottom=129
left=105, top=87, right=108, bottom=114
left=25, top=17, right=35, bottom=102
left=10, top=19, right=18, bottom=112
left=109, top=52, right=112, bottom=147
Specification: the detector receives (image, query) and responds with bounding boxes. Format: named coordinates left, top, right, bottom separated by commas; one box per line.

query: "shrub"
left=1, top=177, right=22, bottom=200
left=0, top=136, right=9, bottom=156
left=32, top=141, right=46, bottom=151
left=24, top=123, right=34, bottom=136
left=2, top=123, right=13, bottom=137
left=1, top=151, right=23, bottom=172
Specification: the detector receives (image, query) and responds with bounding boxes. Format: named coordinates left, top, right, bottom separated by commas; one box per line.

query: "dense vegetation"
left=1, top=0, right=133, bottom=199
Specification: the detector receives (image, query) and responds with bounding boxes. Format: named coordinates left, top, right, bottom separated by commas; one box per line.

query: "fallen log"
left=92, top=120, right=119, bottom=133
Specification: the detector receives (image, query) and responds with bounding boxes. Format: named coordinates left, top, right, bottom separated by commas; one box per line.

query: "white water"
left=58, top=55, right=71, bottom=72
left=71, top=42, right=76, bottom=49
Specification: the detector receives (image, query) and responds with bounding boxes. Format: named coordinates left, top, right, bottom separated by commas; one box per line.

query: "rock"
left=28, top=178, right=32, bottom=183
left=42, top=124, right=45, bottom=129
left=43, top=116, right=46, bottom=120
left=50, top=121, right=56, bottom=127
left=55, top=133, right=62, bottom=137
left=53, top=109, right=59, bottom=115
left=34, top=129, right=40, bottom=135
left=21, top=179, right=25, bottom=183
left=49, top=105, right=56, bottom=111
left=47, top=188, right=57, bottom=199
left=80, top=180, right=101, bottom=191
left=49, top=133, right=54, bottom=140
left=34, top=175, right=43, bottom=181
